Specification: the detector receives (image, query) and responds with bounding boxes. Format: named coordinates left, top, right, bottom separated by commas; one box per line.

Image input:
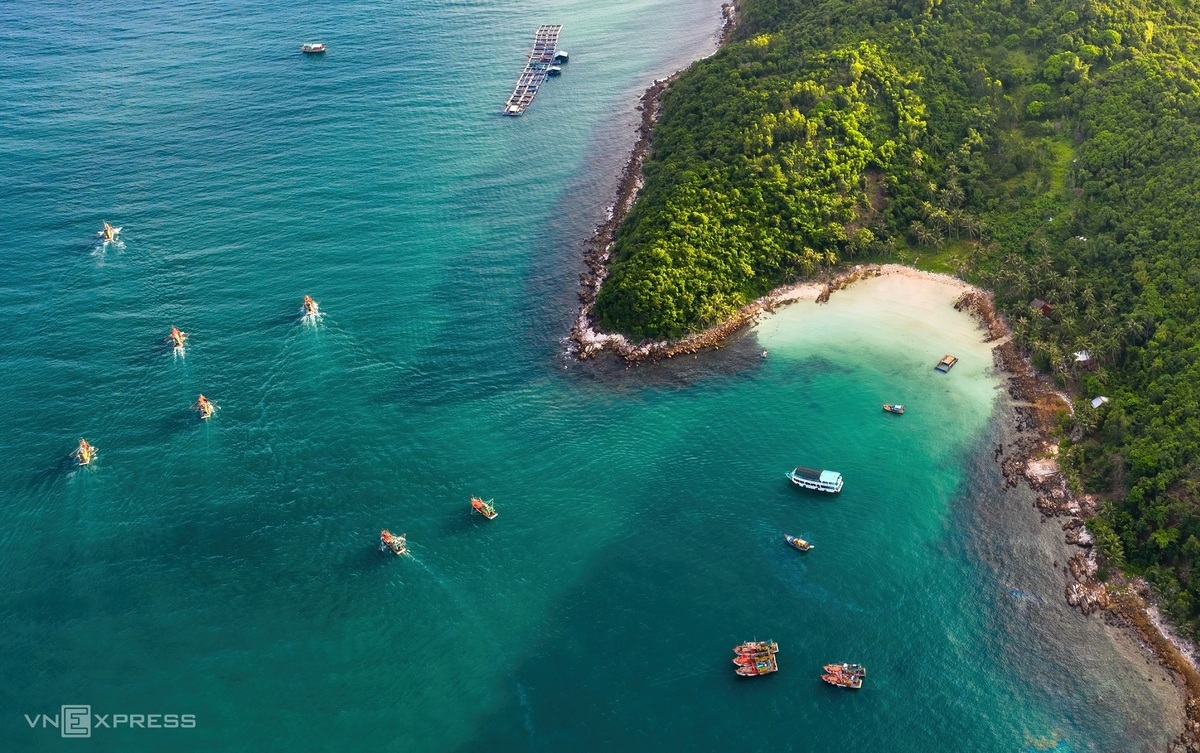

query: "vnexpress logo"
left=25, top=705, right=195, bottom=737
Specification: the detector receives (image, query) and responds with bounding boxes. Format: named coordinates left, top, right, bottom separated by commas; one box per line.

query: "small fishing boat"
left=785, top=534, right=812, bottom=552
left=736, top=657, right=778, bottom=676
left=822, top=668, right=863, bottom=689
left=734, top=640, right=778, bottom=655
left=823, top=663, right=866, bottom=677
left=300, top=42, right=326, bottom=53
left=167, top=326, right=188, bottom=351
left=380, top=529, right=408, bottom=556
left=99, top=222, right=121, bottom=242
left=194, top=394, right=215, bottom=420
left=73, top=438, right=96, bottom=466
left=471, top=496, right=498, bottom=520
left=553, top=50, right=569, bottom=63
left=546, top=65, right=562, bottom=76
left=882, top=404, right=905, bottom=414
left=302, top=295, right=319, bottom=317
left=733, top=641, right=779, bottom=677
left=935, top=354, right=958, bottom=372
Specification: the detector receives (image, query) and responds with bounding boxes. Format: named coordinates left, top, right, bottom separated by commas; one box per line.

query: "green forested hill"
left=594, top=0, right=1200, bottom=634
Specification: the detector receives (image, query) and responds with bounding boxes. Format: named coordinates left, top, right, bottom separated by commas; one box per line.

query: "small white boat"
left=300, top=43, right=326, bottom=54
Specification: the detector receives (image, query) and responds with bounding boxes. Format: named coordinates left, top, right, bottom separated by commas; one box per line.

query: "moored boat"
left=733, top=640, right=778, bottom=655
left=882, top=403, right=905, bottom=414
left=736, top=657, right=778, bottom=676
left=73, top=438, right=96, bottom=466
left=300, top=42, right=326, bottom=53
left=785, top=534, right=812, bottom=552
left=822, top=662, right=865, bottom=688
left=822, top=670, right=863, bottom=689
left=785, top=466, right=843, bottom=493
left=471, top=496, right=498, bottom=520
left=194, top=394, right=215, bottom=420
left=823, top=663, right=866, bottom=677
left=733, top=642, right=779, bottom=676
left=935, top=354, right=958, bottom=372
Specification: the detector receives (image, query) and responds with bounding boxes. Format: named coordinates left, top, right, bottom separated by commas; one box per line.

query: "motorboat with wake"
left=167, top=326, right=188, bottom=351
left=380, top=530, right=408, bottom=556
left=194, top=394, right=215, bottom=420
left=73, top=438, right=96, bottom=466
left=471, top=497, right=498, bottom=519
left=302, top=295, right=320, bottom=318
left=99, top=222, right=121, bottom=242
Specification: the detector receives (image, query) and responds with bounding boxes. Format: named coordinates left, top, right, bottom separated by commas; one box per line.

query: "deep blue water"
left=0, top=1, right=1180, bottom=750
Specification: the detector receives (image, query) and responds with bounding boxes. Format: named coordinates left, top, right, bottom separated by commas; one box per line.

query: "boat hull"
left=785, top=534, right=812, bottom=551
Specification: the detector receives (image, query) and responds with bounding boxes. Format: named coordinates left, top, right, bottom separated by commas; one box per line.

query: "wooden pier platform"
left=504, top=25, right=563, bottom=116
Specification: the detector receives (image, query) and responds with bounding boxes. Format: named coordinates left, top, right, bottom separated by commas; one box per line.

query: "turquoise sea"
left=0, top=1, right=1182, bottom=750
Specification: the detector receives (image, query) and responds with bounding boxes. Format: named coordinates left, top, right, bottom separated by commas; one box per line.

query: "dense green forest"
left=593, top=0, right=1200, bottom=633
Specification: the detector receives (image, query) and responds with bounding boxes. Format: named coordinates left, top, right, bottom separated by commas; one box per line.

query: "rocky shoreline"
left=566, top=1, right=1200, bottom=746
left=955, top=289, right=1200, bottom=751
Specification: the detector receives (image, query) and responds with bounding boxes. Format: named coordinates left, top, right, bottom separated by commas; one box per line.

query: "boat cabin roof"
left=819, top=470, right=842, bottom=484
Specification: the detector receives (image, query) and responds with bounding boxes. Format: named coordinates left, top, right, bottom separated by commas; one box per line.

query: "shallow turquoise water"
left=0, top=1, right=1179, bottom=750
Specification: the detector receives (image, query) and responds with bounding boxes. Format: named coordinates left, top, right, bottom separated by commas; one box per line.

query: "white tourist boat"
left=785, top=466, right=843, bottom=493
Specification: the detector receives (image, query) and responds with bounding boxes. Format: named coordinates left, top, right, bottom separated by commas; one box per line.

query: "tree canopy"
left=594, top=0, right=1200, bottom=635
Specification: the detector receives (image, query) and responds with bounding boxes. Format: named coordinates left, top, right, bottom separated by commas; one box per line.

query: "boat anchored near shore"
left=882, top=403, right=905, bottom=414
left=785, top=466, right=843, bottom=493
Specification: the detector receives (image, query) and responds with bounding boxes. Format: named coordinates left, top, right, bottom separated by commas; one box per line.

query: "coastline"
left=566, top=1, right=1200, bottom=747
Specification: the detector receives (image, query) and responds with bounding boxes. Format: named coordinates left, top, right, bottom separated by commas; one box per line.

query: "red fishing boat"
left=471, top=496, right=498, bottom=520
left=822, top=662, right=865, bottom=689
left=733, top=640, right=779, bottom=677
left=733, top=640, right=778, bottom=655
left=380, top=530, right=408, bottom=556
